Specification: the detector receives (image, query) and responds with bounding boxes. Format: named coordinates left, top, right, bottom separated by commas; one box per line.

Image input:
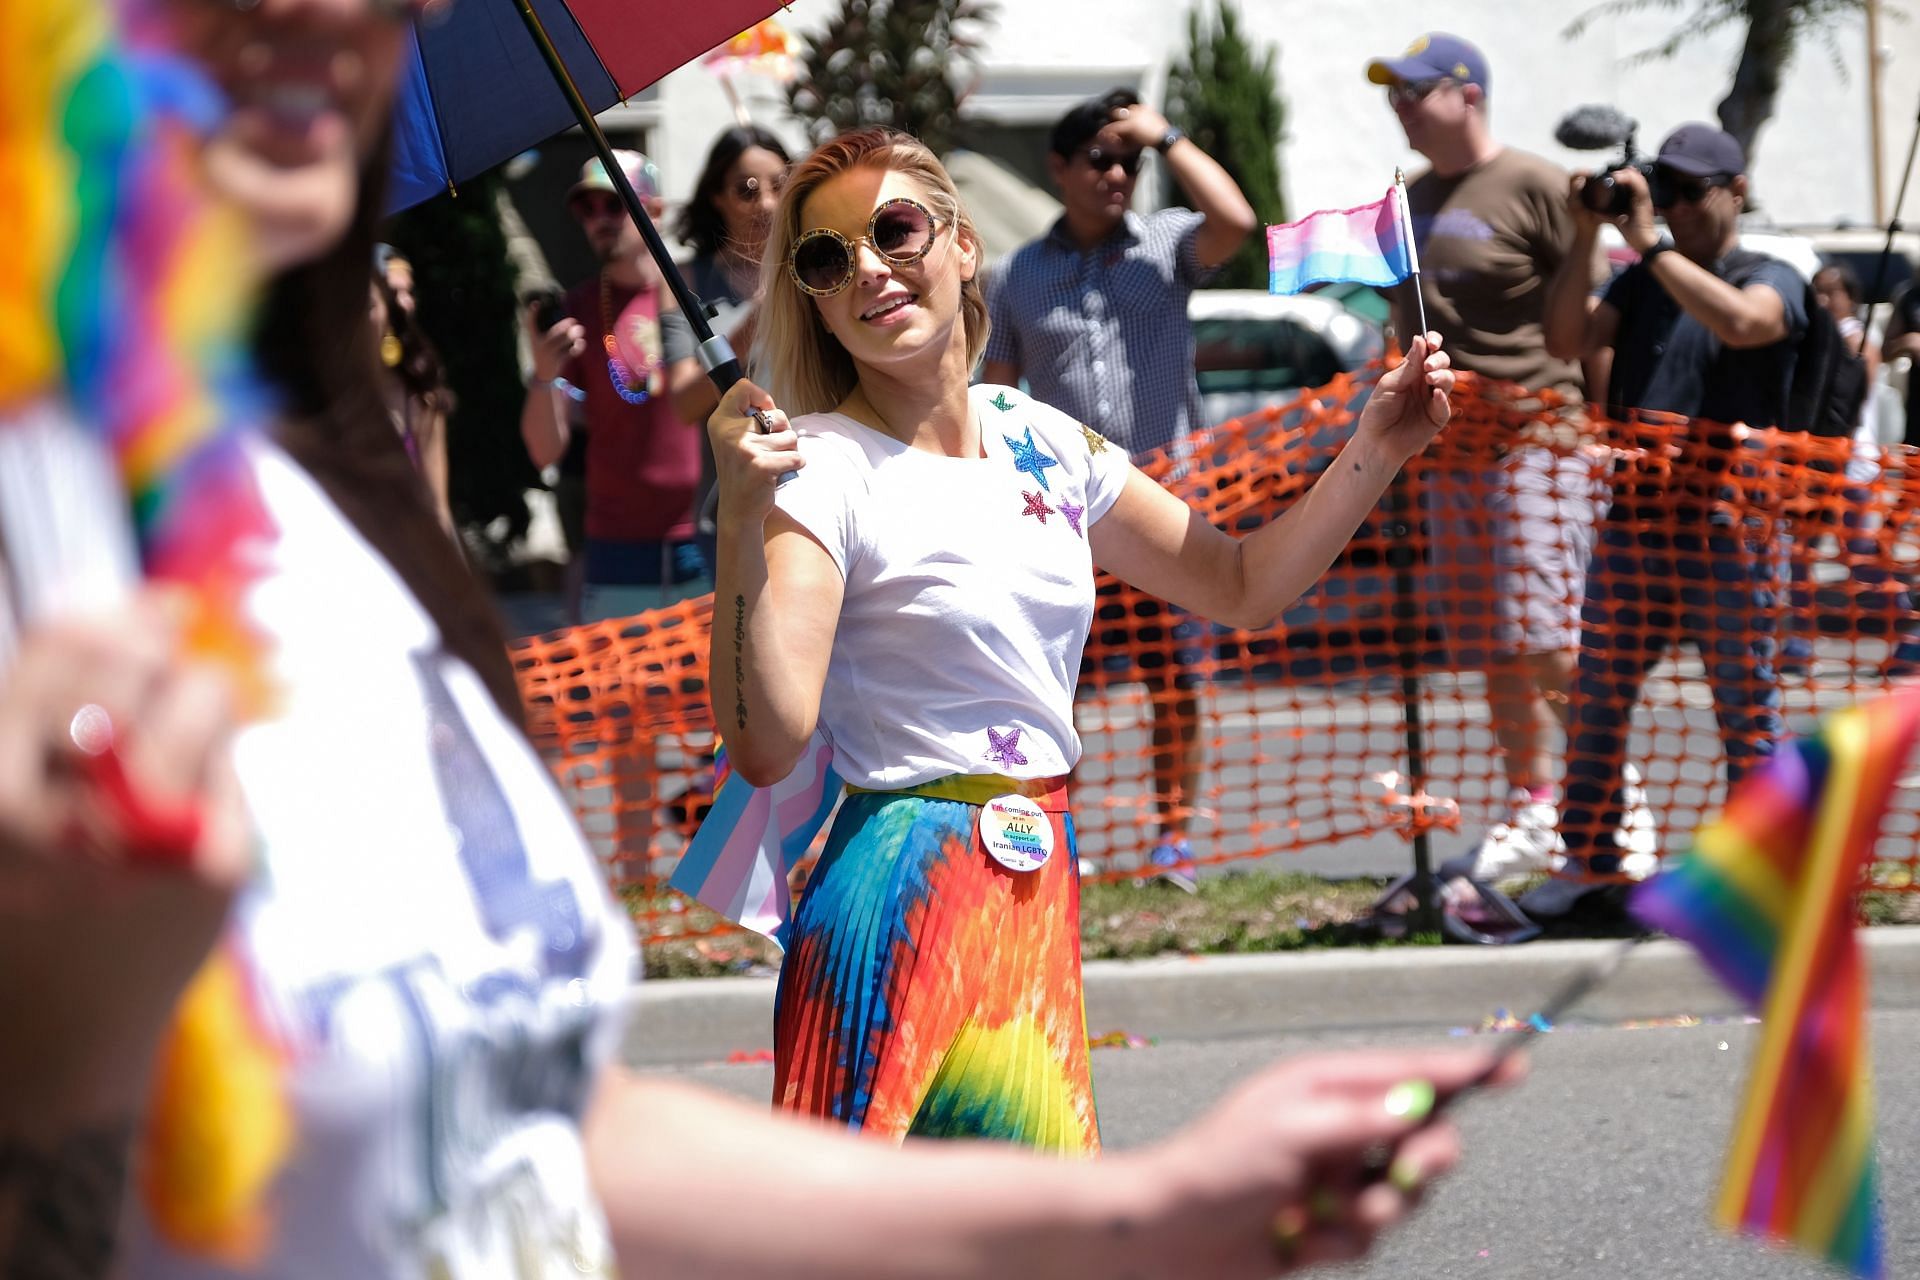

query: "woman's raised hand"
left=709, top=379, right=805, bottom=524
left=1357, top=332, right=1454, bottom=462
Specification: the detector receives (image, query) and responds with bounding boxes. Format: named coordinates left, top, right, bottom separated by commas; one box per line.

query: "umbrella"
left=387, top=0, right=787, bottom=398
left=388, top=0, right=782, bottom=212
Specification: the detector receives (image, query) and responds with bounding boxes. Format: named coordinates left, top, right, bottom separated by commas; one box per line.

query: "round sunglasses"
left=787, top=198, right=943, bottom=297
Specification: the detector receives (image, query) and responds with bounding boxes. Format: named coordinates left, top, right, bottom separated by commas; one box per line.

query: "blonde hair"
left=756, top=128, right=990, bottom=416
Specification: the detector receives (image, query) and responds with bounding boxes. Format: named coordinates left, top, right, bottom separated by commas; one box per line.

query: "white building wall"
left=641, top=0, right=1920, bottom=229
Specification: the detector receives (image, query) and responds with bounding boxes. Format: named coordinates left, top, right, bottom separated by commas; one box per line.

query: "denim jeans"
left=1560, top=516, right=1784, bottom=872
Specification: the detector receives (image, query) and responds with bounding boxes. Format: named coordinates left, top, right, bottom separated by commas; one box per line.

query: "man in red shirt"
left=521, top=150, right=708, bottom=623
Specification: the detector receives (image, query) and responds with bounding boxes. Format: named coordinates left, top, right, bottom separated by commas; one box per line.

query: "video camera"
left=1554, top=105, right=1672, bottom=216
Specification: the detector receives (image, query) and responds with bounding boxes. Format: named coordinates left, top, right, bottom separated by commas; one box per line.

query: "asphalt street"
left=656, top=1008, right=1920, bottom=1279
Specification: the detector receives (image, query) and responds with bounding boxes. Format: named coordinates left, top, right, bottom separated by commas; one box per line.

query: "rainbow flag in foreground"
left=1632, top=687, right=1920, bottom=1278
left=1266, top=184, right=1415, bottom=295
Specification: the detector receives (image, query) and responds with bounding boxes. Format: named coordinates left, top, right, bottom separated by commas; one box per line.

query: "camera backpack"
left=1723, top=249, right=1865, bottom=437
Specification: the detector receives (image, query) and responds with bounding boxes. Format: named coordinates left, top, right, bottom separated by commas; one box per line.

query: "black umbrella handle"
left=510, top=0, right=751, bottom=413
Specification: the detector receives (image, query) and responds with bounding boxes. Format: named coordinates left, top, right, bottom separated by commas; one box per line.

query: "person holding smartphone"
left=518, top=150, right=707, bottom=623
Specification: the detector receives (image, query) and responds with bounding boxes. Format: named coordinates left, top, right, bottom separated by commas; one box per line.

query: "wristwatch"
left=1155, top=126, right=1185, bottom=154
left=1639, top=238, right=1675, bottom=265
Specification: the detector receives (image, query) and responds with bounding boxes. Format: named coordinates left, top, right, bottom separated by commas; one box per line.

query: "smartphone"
left=525, top=287, right=568, bottom=334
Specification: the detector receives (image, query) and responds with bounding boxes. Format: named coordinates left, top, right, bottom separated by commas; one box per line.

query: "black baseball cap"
left=1366, top=33, right=1489, bottom=94
left=1655, top=123, right=1745, bottom=178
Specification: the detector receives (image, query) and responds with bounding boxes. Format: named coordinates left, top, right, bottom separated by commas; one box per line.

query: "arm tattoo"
left=0, top=1120, right=135, bottom=1279
left=732, top=594, right=749, bottom=731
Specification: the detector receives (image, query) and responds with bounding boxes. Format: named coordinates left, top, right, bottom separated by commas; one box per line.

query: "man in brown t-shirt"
left=1365, top=33, right=1623, bottom=895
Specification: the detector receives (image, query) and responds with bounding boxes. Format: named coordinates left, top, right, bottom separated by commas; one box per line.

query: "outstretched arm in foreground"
left=586, top=1046, right=1523, bottom=1280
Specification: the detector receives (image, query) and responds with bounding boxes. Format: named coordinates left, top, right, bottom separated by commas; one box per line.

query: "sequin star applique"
left=989, top=391, right=1017, bottom=412
left=1080, top=424, right=1108, bottom=455
left=1020, top=490, right=1054, bottom=524
left=1005, top=425, right=1060, bottom=491
left=1059, top=500, right=1085, bottom=536
left=985, top=726, right=1028, bottom=768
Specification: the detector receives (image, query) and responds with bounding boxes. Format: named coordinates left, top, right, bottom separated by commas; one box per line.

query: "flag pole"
left=1365, top=168, right=1442, bottom=940
left=1395, top=168, right=1429, bottom=338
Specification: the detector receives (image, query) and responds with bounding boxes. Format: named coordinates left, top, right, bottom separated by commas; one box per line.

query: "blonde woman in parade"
left=708, top=125, right=1462, bottom=1151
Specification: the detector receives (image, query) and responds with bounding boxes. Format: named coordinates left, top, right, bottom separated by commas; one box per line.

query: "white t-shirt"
left=774, top=384, right=1132, bottom=788
left=0, top=407, right=636, bottom=1278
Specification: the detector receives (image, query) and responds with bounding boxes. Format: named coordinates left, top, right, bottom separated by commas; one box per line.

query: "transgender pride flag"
left=1267, top=184, right=1416, bottom=295
left=667, top=734, right=844, bottom=947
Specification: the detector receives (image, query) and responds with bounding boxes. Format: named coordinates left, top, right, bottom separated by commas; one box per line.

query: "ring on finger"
left=68, top=703, right=116, bottom=757
left=59, top=704, right=204, bottom=870
left=1268, top=1203, right=1307, bottom=1267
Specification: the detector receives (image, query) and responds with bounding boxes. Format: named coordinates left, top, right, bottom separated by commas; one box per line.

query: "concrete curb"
left=620, top=929, right=1920, bottom=1067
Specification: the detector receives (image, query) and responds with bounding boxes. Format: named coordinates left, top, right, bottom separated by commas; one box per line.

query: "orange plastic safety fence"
left=510, top=364, right=1920, bottom=943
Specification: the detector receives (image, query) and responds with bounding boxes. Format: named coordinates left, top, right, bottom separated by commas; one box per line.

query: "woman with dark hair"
left=665, top=125, right=791, bottom=560
left=371, top=243, right=456, bottom=533
left=0, top=3, right=1514, bottom=1277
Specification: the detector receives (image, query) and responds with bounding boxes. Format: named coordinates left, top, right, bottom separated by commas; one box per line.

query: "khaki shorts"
left=1429, top=444, right=1611, bottom=660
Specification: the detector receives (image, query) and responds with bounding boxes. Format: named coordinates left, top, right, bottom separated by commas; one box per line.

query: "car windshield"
left=1192, top=316, right=1342, bottom=396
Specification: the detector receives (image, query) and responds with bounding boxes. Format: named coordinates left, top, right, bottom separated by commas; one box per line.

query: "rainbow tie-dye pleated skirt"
left=772, top=774, right=1100, bottom=1154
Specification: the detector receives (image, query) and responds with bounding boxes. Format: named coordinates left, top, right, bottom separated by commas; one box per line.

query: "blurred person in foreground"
left=0, top=1, right=1519, bottom=1276
left=982, top=88, right=1258, bottom=890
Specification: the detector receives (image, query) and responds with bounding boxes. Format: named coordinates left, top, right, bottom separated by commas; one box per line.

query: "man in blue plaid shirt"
left=983, top=88, right=1255, bottom=890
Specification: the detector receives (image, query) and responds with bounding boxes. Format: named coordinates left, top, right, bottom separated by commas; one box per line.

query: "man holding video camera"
left=1531, top=122, right=1800, bottom=919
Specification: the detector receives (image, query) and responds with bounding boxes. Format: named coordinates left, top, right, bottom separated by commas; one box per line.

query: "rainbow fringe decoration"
left=5, top=0, right=290, bottom=1262
left=1632, top=687, right=1920, bottom=1278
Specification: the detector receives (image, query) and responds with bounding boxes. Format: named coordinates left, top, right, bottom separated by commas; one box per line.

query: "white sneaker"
left=1617, top=763, right=1660, bottom=878
left=1472, top=790, right=1566, bottom=882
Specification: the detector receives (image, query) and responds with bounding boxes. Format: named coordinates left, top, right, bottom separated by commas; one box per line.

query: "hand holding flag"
left=1355, top=331, right=1452, bottom=459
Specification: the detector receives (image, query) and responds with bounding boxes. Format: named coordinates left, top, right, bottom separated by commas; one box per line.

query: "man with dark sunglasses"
left=1366, top=33, right=1613, bottom=904
left=1532, top=123, right=1803, bottom=921
left=983, top=87, right=1257, bottom=889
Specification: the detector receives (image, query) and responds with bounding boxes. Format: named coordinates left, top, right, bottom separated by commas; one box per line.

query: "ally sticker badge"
left=980, top=793, right=1054, bottom=873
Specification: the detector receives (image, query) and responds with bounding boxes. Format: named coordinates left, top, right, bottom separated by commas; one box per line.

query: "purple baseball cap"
left=1366, top=33, right=1490, bottom=93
